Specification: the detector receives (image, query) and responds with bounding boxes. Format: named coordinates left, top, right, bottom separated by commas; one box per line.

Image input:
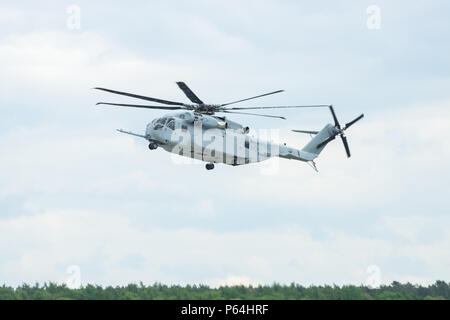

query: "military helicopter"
left=94, top=82, right=364, bottom=170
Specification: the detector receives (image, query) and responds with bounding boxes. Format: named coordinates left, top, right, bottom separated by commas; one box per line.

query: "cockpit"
left=152, top=117, right=176, bottom=130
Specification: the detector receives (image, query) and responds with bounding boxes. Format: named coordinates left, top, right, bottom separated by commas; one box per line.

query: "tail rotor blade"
left=341, top=135, right=351, bottom=158
left=329, top=105, right=341, bottom=129
left=344, top=114, right=364, bottom=129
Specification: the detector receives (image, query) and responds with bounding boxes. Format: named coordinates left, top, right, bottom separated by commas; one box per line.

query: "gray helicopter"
left=94, top=82, right=364, bottom=170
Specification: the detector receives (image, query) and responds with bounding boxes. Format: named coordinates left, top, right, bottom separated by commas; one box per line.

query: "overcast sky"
left=0, top=0, right=449, bottom=288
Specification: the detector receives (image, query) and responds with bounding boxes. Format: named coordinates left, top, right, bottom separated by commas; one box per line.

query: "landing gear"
left=148, top=142, right=158, bottom=150
left=205, top=163, right=214, bottom=170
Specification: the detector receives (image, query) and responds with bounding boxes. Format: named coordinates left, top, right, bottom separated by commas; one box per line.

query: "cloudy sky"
left=0, top=0, right=449, bottom=288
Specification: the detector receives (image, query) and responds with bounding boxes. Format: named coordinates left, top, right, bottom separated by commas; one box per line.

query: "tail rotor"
left=317, top=105, right=364, bottom=158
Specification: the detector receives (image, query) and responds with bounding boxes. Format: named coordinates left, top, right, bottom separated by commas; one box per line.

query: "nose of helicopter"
left=145, top=123, right=154, bottom=139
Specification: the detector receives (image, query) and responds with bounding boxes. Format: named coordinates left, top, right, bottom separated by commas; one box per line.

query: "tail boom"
left=301, top=123, right=339, bottom=157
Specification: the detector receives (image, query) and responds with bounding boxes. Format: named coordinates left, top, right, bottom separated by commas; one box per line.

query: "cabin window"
left=167, top=120, right=175, bottom=130
left=157, top=118, right=166, bottom=125
left=245, top=138, right=250, bottom=149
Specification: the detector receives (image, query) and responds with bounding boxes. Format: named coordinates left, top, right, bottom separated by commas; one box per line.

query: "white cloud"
left=0, top=208, right=448, bottom=287
left=0, top=31, right=193, bottom=96
left=0, top=6, right=24, bottom=24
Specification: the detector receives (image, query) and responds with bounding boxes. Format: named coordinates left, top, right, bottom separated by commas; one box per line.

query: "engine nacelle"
left=192, top=114, right=228, bottom=129
left=217, top=120, right=227, bottom=129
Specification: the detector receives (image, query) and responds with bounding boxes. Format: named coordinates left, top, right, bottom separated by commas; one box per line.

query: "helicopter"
left=94, top=82, right=364, bottom=170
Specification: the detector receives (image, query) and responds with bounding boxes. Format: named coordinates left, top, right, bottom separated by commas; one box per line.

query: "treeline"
left=0, top=281, right=448, bottom=300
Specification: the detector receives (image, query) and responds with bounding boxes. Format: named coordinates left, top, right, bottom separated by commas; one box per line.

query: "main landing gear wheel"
left=148, top=143, right=158, bottom=150
left=205, top=163, right=214, bottom=170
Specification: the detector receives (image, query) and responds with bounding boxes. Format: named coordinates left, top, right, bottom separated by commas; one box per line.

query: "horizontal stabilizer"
left=292, top=129, right=319, bottom=135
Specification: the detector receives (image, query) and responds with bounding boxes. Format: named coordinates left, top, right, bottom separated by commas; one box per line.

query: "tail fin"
left=301, top=124, right=338, bottom=157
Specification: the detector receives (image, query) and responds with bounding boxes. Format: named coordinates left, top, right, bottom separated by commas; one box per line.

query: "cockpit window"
left=156, top=117, right=167, bottom=125
left=167, top=120, right=175, bottom=130
left=154, top=123, right=163, bottom=130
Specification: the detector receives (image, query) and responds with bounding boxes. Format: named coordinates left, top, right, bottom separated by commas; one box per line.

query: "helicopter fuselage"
left=143, top=111, right=313, bottom=166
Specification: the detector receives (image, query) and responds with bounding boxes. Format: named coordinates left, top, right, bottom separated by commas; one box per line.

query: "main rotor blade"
left=224, top=104, right=329, bottom=110
left=341, top=135, right=351, bottom=158
left=94, top=87, right=185, bottom=106
left=220, top=110, right=286, bottom=120
left=329, top=105, right=341, bottom=129
left=96, top=102, right=184, bottom=110
left=176, top=82, right=203, bottom=104
left=220, top=90, right=284, bottom=107
left=344, top=114, right=364, bottom=129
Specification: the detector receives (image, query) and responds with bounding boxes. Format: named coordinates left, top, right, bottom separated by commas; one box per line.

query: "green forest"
left=0, top=281, right=448, bottom=300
